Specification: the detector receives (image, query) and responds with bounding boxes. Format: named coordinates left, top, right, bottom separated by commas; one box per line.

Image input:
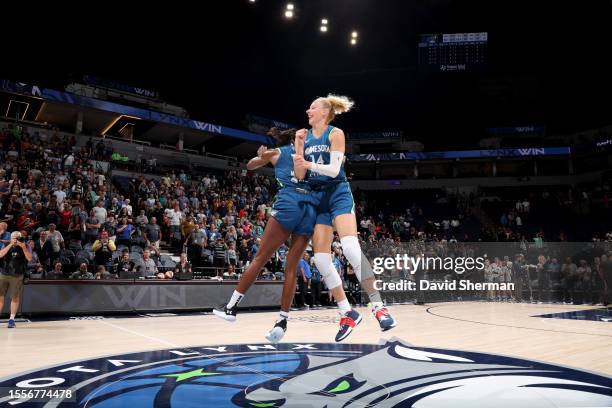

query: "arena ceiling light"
left=351, top=30, right=358, bottom=46
left=285, top=3, right=294, bottom=18
left=320, top=18, right=328, bottom=33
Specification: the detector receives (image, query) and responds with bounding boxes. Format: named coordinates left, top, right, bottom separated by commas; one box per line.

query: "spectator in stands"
left=181, top=215, right=197, bottom=245
left=71, top=179, right=83, bottom=196
left=212, top=237, right=227, bottom=276
left=310, top=258, right=322, bottom=307
left=33, top=230, right=53, bottom=267
left=144, top=217, right=162, bottom=250
left=136, top=249, right=158, bottom=277
left=115, top=217, right=135, bottom=248
left=561, top=257, right=577, bottom=304
left=171, top=253, right=192, bottom=280
left=114, top=249, right=135, bottom=277
left=579, top=259, right=593, bottom=304
left=166, top=202, right=184, bottom=248
left=70, top=263, right=93, bottom=280
left=227, top=242, right=237, bottom=268
left=46, top=261, right=65, bottom=279
left=546, top=258, right=561, bottom=302
left=201, top=240, right=213, bottom=267
left=134, top=209, right=148, bottom=230
left=92, top=230, right=116, bottom=271
left=122, top=198, right=133, bottom=217
left=53, top=187, right=67, bottom=206
left=95, top=265, right=115, bottom=280
left=238, top=238, right=251, bottom=267
left=58, top=204, right=72, bottom=235
left=223, top=263, right=238, bottom=280
left=296, top=252, right=311, bottom=309
left=85, top=210, right=101, bottom=243
left=0, top=231, right=32, bottom=328
left=0, top=223, right=11, bottom=250
left=45, top=223, right=64, bottom=266
left=93, top=200, right=107, bottom=225
left=186, top=220, right=206, bottom=266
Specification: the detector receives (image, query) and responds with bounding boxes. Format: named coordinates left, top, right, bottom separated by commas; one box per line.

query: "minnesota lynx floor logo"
left=0, top=341, right=610, bottom=407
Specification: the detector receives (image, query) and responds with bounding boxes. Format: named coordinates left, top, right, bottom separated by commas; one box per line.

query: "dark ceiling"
left=3, top=0, right=611, bottom=149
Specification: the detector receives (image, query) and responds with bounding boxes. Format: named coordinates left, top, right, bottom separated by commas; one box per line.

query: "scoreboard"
left=418, top=32, right=488, bottom=72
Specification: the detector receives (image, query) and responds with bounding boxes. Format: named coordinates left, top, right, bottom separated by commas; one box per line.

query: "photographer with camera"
left=0, top=231, right=32, bottom=328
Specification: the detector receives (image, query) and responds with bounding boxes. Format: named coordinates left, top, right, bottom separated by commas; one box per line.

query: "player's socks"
left=368, top=291, right=383, bottom=305
left=279, top=311, right=289, bottom=320
left=337, top=299, right=352, bottom=314
left=370, top=300, right=384, bottom=309
left=227, top=291, right=245, bottom=309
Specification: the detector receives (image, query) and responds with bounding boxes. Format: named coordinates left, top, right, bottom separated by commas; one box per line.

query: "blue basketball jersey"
left=274, top=144, right=302, bottom=189
left=303, top=125, right=347, bottom=187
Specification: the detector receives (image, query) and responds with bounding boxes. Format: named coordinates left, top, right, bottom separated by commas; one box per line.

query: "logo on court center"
left=0, top=340, right=611, bottom=407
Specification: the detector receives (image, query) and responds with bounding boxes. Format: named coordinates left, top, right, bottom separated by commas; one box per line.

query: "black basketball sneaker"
left=265, top=318, right=287, bottom=343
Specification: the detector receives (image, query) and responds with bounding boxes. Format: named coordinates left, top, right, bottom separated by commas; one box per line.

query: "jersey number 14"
left=309, top=155, right=324, bottom=176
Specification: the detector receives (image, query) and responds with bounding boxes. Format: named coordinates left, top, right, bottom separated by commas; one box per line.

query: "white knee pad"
left=313, top=252, right=342, bottom=290
left=340, top=235, right=362, bottom=273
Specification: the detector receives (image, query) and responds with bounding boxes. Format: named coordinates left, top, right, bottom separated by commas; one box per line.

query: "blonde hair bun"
left=325, top=94, right=354, bottom=115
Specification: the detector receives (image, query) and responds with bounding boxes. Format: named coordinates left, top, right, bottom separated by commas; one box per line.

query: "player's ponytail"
left=267, top=127, right=296, bottom=146
left=317, top=94, right=354, bottom=123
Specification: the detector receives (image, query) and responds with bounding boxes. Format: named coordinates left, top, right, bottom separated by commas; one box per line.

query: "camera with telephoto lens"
left=16, top=236, right=25, bottom=243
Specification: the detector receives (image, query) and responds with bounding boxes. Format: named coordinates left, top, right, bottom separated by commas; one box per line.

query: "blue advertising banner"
left=486, top=126, right=546, bottom=136
left=2, top=80, right=274, bottom=145
left=246, top=114, right=295, bottom=130
left=348, top=131, right=402, bottom=141
left=83, top=75, right=158, bottom=99
left=1, top=80, right=42, bottom=97
left=348, top=147, right=571, bottom=162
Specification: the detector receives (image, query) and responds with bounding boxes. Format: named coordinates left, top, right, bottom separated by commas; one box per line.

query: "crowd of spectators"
left=0, top=123, right=284, bottom=281
left=1, top=122, right=611, bottom=308
left=479, top=184, right=612, bottom=242
left=358, top=233, right=612, bottom=306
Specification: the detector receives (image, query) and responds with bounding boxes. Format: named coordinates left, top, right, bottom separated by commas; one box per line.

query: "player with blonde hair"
left=294, top=94, right=396, bottom=341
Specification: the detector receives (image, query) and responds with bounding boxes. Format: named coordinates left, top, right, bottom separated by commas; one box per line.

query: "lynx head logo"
left=233, top=340, right=612, bottom=408
left=0, top=340, right=610, bottom=407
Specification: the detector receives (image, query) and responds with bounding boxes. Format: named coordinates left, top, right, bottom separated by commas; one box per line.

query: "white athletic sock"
left=279, top=311, right=289, bottom=321
left=9, top=313, right=15, bottom=320
left=227, top=290, right=244, bottom=309
left=371, top=301, right=384, bottom=309
left=337, top=299, right=351, bottom=314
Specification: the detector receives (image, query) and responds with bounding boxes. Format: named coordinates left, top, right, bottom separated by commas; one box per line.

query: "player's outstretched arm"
left=247, top=146, right=279, bottom=170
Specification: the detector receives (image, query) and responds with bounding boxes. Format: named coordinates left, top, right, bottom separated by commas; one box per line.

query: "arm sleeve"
left=310, top=151, right=344, bottom=178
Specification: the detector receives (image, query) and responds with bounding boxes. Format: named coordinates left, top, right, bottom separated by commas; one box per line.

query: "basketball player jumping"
left=293, top=94, right=397, bottom=340
left=214, top=128, right=358, bottom=343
